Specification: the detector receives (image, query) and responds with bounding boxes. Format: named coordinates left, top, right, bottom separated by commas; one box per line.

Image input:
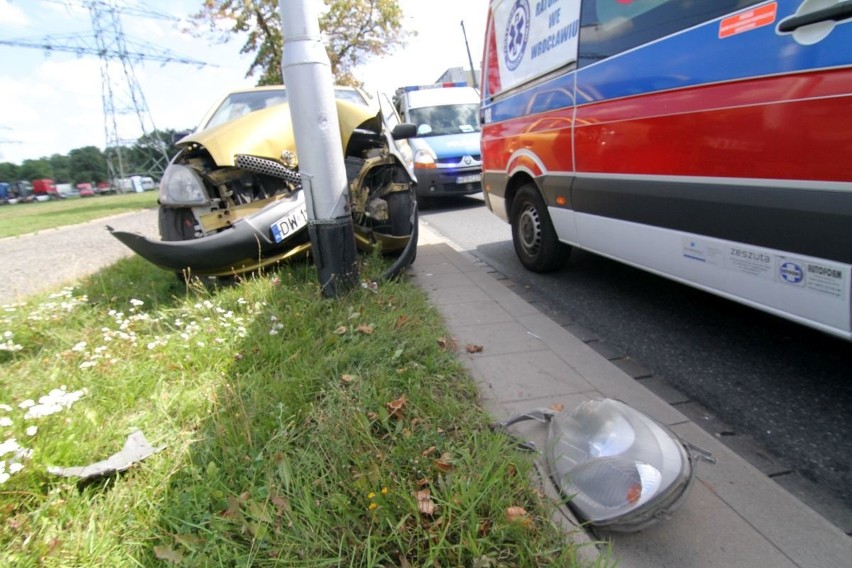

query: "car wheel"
left=386, top=191, right=415, bottom=237
left=510, top=184, right=570, bottom=272
left=159, top=207, right=197, bottom=241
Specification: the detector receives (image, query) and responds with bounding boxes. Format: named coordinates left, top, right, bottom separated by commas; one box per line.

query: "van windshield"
left=408, top=103, right=480, bottom=137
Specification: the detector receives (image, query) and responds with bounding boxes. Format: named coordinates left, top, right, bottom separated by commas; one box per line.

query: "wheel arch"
left=504, top=170, right=539, bottom=222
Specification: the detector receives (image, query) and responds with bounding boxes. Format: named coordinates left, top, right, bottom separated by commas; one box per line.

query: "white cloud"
left=0, top=0, right=29, bottom=26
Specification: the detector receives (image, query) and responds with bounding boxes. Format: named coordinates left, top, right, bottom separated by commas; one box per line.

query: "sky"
left=0, top=0, right=487, bottom=166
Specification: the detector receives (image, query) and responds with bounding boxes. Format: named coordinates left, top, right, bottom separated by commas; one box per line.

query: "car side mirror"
left=391, top=123, right=417, bottom=140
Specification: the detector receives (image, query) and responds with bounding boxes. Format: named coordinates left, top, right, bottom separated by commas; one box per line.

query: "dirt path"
left=0, top=209, right=159, bottom=305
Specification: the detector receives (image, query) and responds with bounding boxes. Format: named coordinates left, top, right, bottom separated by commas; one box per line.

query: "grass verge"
left=0, top=192, right=158, bottom=239
left=0, top=254, right=605, bottom=567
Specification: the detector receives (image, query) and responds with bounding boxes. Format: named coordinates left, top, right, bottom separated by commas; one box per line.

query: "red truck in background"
left=31, top=179, right=58, bottom=200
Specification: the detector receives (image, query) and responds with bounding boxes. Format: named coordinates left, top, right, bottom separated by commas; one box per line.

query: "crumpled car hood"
left=177, top=99, right=377, bottom=167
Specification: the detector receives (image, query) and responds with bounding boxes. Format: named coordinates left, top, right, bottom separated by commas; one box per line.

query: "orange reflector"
left=555, top=195, right=567, bottom=206
left=626, top=483, right=642, bottom=504
left=484, top=184, right=491, bottom=193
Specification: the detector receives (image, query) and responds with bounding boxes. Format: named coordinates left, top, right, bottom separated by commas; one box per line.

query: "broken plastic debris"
left=48, top=430, right=164, bottom=479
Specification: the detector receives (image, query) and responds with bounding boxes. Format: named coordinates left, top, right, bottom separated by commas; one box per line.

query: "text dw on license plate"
left=271, top=207, right=308, bottom=243
left=457, top=174, right=481, bottom=184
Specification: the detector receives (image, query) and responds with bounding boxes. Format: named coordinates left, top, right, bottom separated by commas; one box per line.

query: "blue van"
left=392, top=83, right=482, bottom=206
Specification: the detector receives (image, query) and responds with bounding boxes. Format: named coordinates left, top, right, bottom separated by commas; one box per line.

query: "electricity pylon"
left=0, top=0, right=214, bottom=186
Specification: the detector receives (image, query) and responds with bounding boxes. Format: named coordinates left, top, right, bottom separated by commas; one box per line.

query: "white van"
left=393, top=82, right=482, bottom=205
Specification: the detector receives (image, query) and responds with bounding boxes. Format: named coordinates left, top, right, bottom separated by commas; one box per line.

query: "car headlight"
left=158, top=164, right=210, bottom=206
left=546, top=398, right=712, bottom=532
left=413, top=149, right=436, bottom=169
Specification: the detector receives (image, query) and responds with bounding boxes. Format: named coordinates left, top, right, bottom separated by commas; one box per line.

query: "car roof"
left=195, top=85, right=372, bottom=130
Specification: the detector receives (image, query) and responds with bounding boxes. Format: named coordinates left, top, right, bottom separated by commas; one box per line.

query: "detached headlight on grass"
left=547, top=398, right=714, bottom=532
left=495, top=398, right=714, bottom=533
left=158, top=164, right=210, bottom=206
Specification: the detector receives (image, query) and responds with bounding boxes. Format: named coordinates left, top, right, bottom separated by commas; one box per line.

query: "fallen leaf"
left=437, top=336, right=457, bottom=351
left=154, top=545, right=184, bottom=564
left=357, top=324, right=374, bottom=335
left=434, top=452, right=453, bottom=472
left=549, top=403, right=565, bottom=412
left=334, top=325, right=348, bottom=335
left=386, top=395, right=407, bottom=418
left=466, top=344, right=484, bottom=353
left=506, top=506, right=532, bottom=528
left=421, top=445, right=437, bottom=457
left=341, top=374, right=355, bottom=384
left=395, top=315, right=411, bottom=330
left=414, top=489, right=436, bottom=516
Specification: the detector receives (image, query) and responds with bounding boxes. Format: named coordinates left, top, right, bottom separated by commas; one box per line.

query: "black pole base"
left=308, top=216, right=359, bottom=298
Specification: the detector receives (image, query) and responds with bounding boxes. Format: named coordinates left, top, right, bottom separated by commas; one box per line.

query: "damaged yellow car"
left=109, top=85, right=418, bottom=278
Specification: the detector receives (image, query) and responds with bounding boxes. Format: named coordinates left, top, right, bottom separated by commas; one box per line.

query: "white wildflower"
left=25, top=426, right=37, bottom=436
left=0, top=417, right=12, bottom=427
left=0, top=438, right=21, bottom=457
left=71, top=341, right=87, bottom=352
left=130, top=299, right=144, bottom=307
left=0, top=404, right=11, bottom=412
left=23, top=387, right=87, bottom=419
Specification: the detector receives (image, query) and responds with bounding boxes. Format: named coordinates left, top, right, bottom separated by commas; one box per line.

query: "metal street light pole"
left=279, top=0, right=358, bottom=297
left=461, top=20, right=479, bottom=89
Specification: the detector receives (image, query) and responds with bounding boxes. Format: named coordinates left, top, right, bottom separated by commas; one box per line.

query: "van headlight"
left=547, top=398, right=713, bottom=532
left=158, top=164, right=210, bottom=206
left=413, top=149, right=437, bottom=169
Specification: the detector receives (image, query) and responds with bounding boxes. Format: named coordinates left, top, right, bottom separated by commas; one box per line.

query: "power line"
left=1, top=0, right=216, bottom=183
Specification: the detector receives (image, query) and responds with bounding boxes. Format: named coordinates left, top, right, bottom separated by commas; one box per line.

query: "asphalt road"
left=420, top=194, right=852, bottom=534
left=0, top=208, right=159, bottom=305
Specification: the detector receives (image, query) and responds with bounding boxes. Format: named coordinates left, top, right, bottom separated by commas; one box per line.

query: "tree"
left=48, top=154, right=72, bottom=183
left=0, top=162, right=20, bottom=181
left=18, top=159, right=52, bottom=181
left=126, top=129, right=185, bottom=176
left=68, top=146, right=107, bottom=184
left=194, top=0, right=411, bottom=86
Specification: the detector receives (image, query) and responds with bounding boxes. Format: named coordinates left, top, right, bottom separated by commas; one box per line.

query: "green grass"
left=0, top=254, right=607, bottom=567
left=0, top=192, right=158, bottom=239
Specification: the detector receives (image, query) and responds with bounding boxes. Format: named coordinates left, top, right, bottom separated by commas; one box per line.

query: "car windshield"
left=407, top=103, right=480, bottom=137
left=204, top=88, right=369, bottom=130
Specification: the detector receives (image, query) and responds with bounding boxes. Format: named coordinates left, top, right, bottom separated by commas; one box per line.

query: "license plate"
left=270, top=207, right=308, bottom=243
left=456, top=174, right=481, bottom=184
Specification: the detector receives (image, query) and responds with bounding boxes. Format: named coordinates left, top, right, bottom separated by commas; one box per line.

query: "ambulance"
left=480, top=0, right=852, bottom=339
left=393, top=82, right=482, bottom=205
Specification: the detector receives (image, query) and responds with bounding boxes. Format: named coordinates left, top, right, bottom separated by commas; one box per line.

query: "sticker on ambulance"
left=719, top=2, right=777, bottom=38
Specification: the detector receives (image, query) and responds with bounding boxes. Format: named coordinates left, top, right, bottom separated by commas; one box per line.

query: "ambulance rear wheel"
left=510, top=184, right=569, bottom=272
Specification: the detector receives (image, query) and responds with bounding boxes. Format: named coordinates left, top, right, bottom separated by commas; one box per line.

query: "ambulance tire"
left=510, top=184, right=570, bottom=272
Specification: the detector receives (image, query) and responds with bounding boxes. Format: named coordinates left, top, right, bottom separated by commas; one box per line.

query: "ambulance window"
left=578, top=0, right=764, bottom=66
